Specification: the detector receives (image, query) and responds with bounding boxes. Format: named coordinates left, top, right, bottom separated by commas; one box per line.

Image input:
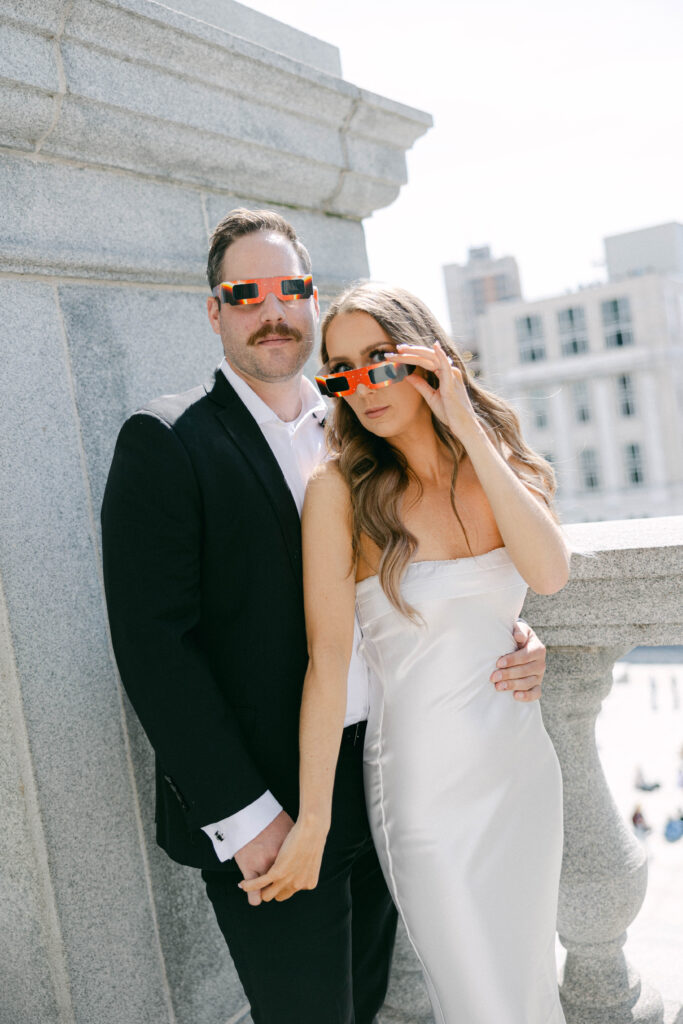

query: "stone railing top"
left=565, top=513, right=683, bottom=556
left=565, top=516, right=679, bottom=565
left=522, top=516, right=683, bottom=648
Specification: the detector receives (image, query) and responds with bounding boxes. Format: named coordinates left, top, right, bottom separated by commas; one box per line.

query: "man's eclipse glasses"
left=316, top=361, right=416, bottom=397
left=211, top=275, right=316, bottom=306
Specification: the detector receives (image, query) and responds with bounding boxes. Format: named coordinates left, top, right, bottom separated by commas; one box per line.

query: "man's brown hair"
left=207, top=208, right=312, bottom=291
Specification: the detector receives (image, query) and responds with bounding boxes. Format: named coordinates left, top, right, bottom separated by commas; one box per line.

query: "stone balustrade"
left=381, top=515, right=683, bottom=1024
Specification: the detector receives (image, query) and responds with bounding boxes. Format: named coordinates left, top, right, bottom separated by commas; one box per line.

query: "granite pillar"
left=0, top=2, right=430, bottom=1021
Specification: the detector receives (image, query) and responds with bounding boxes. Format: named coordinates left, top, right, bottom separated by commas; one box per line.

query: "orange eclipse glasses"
left=315, top=360, right=415, bottom=397
left=211, top=274, right=315, bottom=306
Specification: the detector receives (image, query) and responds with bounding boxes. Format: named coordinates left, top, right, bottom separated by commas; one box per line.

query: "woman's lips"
left=363, top=405, right=389, bottom=418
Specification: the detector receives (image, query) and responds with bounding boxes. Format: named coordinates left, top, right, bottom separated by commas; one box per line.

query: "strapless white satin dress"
left=356, top=549, right=565, bottom=1024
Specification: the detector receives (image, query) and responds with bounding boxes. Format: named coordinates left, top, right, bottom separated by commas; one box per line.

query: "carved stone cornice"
left=0, top=0, right=432, bottom=217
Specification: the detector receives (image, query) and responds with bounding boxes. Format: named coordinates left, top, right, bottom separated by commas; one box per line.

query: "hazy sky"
left=242, top=0, right=683, bottom=328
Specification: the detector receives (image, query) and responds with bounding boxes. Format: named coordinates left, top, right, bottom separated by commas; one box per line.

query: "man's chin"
left=263, top=343, right=313, bottom=372
left=234, top=350, right=313, bottom=385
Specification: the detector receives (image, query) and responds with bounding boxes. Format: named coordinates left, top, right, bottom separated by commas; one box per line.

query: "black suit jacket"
left=101, top=369, right=313, bottom=868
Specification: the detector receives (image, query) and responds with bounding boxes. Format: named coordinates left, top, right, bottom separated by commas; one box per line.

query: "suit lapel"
left=206, top=371, right=303, bottom=588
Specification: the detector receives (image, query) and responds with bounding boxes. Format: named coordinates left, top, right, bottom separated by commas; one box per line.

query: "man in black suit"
left=101, top=209, right=549, bottom=1024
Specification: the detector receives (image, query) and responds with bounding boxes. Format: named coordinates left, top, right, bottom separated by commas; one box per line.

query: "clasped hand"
left=239, top=819, right=327, bottom=904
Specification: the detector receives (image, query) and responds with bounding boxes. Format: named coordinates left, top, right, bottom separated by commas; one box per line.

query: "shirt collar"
left=219, top=358, right=326, bottom=428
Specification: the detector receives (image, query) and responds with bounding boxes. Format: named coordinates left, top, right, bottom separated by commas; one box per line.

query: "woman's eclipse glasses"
left=211, top=275, right=315, bottom=306
left=316, top=361, right=415, bottom=397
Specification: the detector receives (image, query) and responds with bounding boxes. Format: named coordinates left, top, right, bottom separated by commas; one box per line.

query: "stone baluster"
left=541, top=645, right=663, bottom=1023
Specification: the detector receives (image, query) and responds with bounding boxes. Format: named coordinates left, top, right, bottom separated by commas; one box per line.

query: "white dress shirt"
left=201, top=359, right=370, bottom=861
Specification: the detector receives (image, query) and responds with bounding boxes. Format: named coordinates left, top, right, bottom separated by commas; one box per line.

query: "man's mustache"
left=248, top=323, right=303, bottom=346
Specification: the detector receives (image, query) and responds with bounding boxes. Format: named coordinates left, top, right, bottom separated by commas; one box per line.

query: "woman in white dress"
left=243, top=283, right=569, bottom=1024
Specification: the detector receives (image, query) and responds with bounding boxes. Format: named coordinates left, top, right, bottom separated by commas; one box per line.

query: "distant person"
left=650, top=676, right=658, bottom=710
left=244, top=283, right=569, bottom=1023
left=634, top=765, right=661, bottom=792
left=632, top=805, right=651, bottom=837
left=664, top=812, right=683, bottom=843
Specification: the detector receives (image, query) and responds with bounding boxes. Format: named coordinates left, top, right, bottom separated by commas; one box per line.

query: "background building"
left=446, top=224, right=683, bottom=522
left=442, top=245, right=522, bottom=367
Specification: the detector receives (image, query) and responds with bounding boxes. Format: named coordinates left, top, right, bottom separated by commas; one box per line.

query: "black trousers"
left=202, top=727, right=398, bottom=1024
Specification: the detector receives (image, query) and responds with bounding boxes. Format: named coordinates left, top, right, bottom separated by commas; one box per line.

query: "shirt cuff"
left=201, top=791, right=283, bottom=863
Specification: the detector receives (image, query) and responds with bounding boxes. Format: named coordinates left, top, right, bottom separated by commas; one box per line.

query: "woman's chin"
left=359, top=416, right=395, bottom=437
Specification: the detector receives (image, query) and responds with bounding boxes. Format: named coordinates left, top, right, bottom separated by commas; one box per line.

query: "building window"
left=572, top=380, right=591, bottom=423
left=624, top=443, right=645, bottom=486
left=515, top=315, right=546, bottom=362
left=494, top=273, right=513, bottom=300
left=580, top=448, right=600, bottom=490
left=469, top=278, right=486, bottom=315
left=602, top=297, right=634, bottom=348
left=617, top=374, right=636, bottom=417
left=528, top=388, right=549, bottom=429
left=558, top=306, right=588, bottom=355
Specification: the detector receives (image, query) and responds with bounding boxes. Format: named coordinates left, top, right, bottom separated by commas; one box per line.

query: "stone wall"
left=0, top=3, right=430, bottom=1021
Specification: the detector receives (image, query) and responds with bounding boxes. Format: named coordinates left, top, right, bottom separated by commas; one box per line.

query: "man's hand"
left=240, top=818, right=328, bottom=904
left=234, top=810, right=295, bottom=906
left=490, top=620, right=546, bottom=703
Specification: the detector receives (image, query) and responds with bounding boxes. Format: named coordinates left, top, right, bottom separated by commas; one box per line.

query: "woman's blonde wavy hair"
left=320, top=282, right=557, bottom=619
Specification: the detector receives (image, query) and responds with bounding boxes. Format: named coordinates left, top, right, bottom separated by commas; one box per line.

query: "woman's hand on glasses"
left=393, top=341, right=480, bottom=441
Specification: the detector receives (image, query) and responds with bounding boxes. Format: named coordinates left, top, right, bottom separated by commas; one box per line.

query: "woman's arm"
left=240, top=462, right=357, bottom=902
left=459, top=428, right=569, bottom=594
left=396, top=341, right=570, bottom=595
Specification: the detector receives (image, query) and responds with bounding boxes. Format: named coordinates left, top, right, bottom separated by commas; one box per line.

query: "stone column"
left=637, top=370, right=669, bottom=488
left=0, top=3, right=431, bottom=1022
left=552, top=378, right=580, bottom=499
left=592, top=374, right=621, bottom=492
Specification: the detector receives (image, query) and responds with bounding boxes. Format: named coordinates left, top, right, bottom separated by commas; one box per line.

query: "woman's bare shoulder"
left=307, top=458, right=350, bottom=497
left=304, top=459, right=352, bottom=520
